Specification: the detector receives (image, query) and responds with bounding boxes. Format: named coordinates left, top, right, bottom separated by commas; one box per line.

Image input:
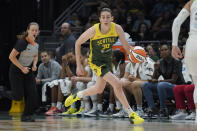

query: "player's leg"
left=103, top=72, right=144, bottom=125
left=65, top=77, right=106, bottom=107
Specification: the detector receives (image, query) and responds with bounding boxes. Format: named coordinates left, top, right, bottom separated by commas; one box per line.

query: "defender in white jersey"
left=171, top=0, right=197, bottom=122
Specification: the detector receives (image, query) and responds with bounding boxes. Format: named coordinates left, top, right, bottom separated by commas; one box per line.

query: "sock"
left=80, top=101, right=85, bottom=108
left=127, top=107, right=134, bottom=114
left=137, top=105, right=142, bottom=111
left=56, top=102, right=62, bottom=110
left=92, top=102, right=98, bottom=111
left=116, top=100, right=122, bottom=110
left=97, top=103, right=103, bottom=111
left=109, top=103, right=114, bottom=112
left=77, top=91, right=84, bottom=98
left=51, top=103, right=56, bottom=107
left=85, top=102, right=91, bottom=112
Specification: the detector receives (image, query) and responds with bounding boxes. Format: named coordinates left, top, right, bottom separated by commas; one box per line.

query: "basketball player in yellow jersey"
left=65, top=8, right=144, bottom=125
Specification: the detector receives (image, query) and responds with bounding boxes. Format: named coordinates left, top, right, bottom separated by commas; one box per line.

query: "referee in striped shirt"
left=9, top=22, right=39, bottom=122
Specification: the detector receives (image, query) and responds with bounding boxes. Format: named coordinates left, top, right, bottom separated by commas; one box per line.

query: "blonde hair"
left=17, top=22, right=39, bottom=40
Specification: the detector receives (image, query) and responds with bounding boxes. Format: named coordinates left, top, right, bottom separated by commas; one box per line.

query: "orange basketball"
left=129, top=46, right=146, bottom=63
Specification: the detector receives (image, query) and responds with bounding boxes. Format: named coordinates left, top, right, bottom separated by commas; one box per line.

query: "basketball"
left=128, top=46, right=146, bottom=63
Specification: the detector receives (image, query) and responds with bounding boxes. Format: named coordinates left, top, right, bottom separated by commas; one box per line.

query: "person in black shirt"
left=9, top=22, right=39, bottom=122
left=141, top=44, right=185, bottom=117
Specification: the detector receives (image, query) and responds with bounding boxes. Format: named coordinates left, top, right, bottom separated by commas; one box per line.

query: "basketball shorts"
left=88, top=61, right=111, bottom=77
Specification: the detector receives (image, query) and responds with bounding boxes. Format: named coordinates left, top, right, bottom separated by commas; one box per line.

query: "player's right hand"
left=21, top=67, right=30, bottom=74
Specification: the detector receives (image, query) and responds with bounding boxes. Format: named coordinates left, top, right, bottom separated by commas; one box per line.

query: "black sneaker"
left=146, top=107, right=158, bottom=119
left=99, top=108, right=113, bottom=117
left=21, top=115, right=35, bottom=122
left=159, top=108, right=169, bottom=119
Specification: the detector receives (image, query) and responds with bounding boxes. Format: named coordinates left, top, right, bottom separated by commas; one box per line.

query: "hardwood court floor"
left=0, top=112, right=197, bottom=131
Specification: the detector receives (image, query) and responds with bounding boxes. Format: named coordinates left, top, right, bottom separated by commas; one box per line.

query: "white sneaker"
left=185, top=112, right=196, bottom=120
left=112, top=110, right=128, bottom=118
left=170, top=112, right=187, bottom=120
left=84, top=109, right=97, bottom=117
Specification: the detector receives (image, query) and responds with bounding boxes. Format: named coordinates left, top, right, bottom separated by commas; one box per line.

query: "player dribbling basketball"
left=64, top=7, right=144, bottom=125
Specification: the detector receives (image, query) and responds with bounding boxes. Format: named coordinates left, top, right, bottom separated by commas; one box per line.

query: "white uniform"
left=182, top=59, right=192, bottom=83
left=138, top=57, right=155, bottom=80
left=184, top=0, right=197, bottom=104
left=185, top=0, right=197, bottom=76
left=125, top=62, right=140, bottom=77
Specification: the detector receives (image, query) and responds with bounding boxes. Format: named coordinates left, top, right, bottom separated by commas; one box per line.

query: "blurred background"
left=0, top=0, right=189, bottom=110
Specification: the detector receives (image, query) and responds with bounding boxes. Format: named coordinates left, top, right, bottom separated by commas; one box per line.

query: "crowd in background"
left=62, top=0, right=189, bottom=44
left=1, top=0, right=196, bottom=121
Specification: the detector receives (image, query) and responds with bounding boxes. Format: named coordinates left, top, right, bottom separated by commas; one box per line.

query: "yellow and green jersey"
left=88, top=22, right=118, bottom=76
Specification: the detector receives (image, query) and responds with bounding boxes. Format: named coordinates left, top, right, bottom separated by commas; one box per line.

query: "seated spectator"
left=61, top=48, right=93, bottom=115
left=132, top=11, right=151, bottom=33
left=152, top=10, right=172, bottom=40
left=133, top=23, right=153, bottom=41
left=35, top=50, right=62, bottom=115
left=146, top=45, right=159, bottom=62
left=171, top=84, right=195, bottom=120
left=114, top=55, right=155, bottom=117
left=141, top=44, right=185, bottom=118
left=60, top=52, right=77, bottom=115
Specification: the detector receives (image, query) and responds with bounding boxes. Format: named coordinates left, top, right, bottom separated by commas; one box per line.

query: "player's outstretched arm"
left=75, top=27, right=95, bottom=76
